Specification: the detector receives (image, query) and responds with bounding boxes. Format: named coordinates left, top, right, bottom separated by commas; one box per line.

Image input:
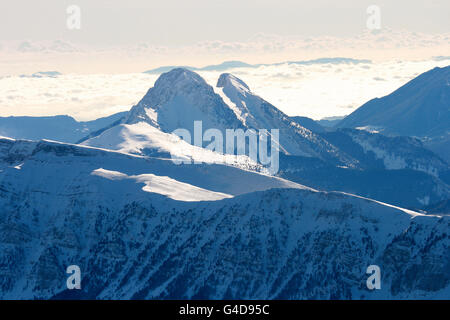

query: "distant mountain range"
left=290, top=115, right=346, bottom=130
left=144, top=58, right=371, bottom=74
left=317, top=116, right=346, bottom=127
left=0, top=65, right=449, bottom=299
left=19, top=71, right=62, bottom=78
left=0, top=112, right=127, bottom=143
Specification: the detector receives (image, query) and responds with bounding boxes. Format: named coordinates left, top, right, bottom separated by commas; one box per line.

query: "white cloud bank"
left=0, top=57, right=449, bottom=120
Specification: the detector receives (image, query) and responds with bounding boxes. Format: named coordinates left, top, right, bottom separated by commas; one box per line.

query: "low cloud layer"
left=0, top=57, right=448, bottom=121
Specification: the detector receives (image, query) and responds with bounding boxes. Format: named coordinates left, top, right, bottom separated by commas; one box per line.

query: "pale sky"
left=1, top=0, right=449, bottom=46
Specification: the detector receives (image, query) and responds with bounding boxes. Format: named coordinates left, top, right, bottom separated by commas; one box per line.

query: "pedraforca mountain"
left=120, top=68, right=356, bottom=165
left=126, top=68, right=244, bottom=134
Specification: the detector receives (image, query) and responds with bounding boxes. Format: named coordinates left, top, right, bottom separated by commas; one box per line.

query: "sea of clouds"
left=0, top=57, right=449, bottom=121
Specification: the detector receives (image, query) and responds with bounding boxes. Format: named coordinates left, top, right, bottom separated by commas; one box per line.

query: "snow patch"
left=356, top=126, right=383, bottom=133
left=214, top=87, right=246, bottom=124
left=92, top=168, right=232, bottom=201
left=13, top=163, right=24, bottom=170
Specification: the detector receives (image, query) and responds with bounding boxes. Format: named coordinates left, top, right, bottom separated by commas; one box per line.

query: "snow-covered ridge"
left=0, top=143, right=448, bottom=299
left=83, top=121, right=267, bottom=174
left=0, top=137, right=308, bottom=199
left=217, top=73, right=250, bottom=93
left=215, top=72, right=358, bottom=166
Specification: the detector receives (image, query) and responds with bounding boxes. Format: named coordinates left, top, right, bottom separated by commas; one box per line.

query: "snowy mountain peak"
left=129, top=68, right=213, bottom=115
left=125, top=68, right=243, bottom=135
left=153, top=67, right=208, bottom=90
left=217, top=73, right=250, bottom=93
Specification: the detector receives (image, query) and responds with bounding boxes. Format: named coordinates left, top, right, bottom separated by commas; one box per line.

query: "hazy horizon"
left=1, top=0, right=449, bottom=119
left=1, top=0, right=449, bottom=75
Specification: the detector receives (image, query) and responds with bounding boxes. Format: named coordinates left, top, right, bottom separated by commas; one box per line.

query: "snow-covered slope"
left=336, top=65, right=450, bottom=166
left=425, top=134, right=450, bottom=164
left=91, top=168, right=232, bottom=201
left=347, top=129, right=448, bottom=175
left=0, top=138, right=304, bottom=200
left=82, top=121, right=266, bottom=173
left=216, top=73, right=355, bottom=165
left=278, top=127, right=450, bottom=209
left=278, top=154, right=450, bottom=209
left=0, top=137, right=448, bottom=299
left=320, top=128, right=449, bottom=177
left=337, top=66, right=450, bottom=138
